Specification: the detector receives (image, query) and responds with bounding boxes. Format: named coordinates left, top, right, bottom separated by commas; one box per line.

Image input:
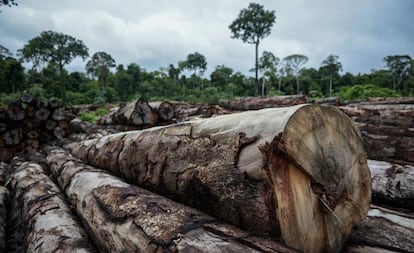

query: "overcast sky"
left=1, top=0, right=413, bottom=76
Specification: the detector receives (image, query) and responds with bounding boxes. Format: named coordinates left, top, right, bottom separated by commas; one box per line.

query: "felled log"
left=362, top=133, right=414, bottom=163
left=68, top=104, right=371, bottom=253
left=99, top=98, right=159, bottom=126
left=368, top=160, right=414, bottom=209
left=46, top=148, right=297, bottom=253
left=149, top=101, right=176, bottom=121
left=0, top=186, right=8, bottom=252
left=348, top=205, right=414, bottom=252
left=0, top=91, right=76, bottom=161
left=6, top=161, right=96, bottom=253
left=0, top=162, right=8, bottom=253
left=218, top=95, right=308, bottom=111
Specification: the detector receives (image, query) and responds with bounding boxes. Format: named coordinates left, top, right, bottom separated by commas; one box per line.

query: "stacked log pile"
left=0, top=91, right=76, bottom=161
left=68, top=104, right=372, bottom=253
left=339, top=97, right=414, bottom=164
left=98, top=98, right=225, bottom=128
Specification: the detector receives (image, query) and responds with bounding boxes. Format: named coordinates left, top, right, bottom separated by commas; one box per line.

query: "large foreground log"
left=68, top=104, right=371, bottom=253
left=369, top=160, right=414, bottom=210
left=47, top=148, right=296, bottom=253
left=6, top=161, right=96, bottom=253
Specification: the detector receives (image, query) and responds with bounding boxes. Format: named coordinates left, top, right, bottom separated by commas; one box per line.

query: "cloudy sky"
left=1, top=0, right=413, bottom=76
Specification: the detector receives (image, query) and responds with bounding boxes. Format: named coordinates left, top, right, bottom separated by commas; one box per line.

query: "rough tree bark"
left=0, top=186, right=7, bottom=252
left=348, top=205, right=414, bottom=252
left=149, top=101, right=176, bottom=122
left=6, top=161, right=96, bottom=253
left=218, top=95, right=308, bottom=111
left=46, top=148, right=297, bottom=253
left=369, top=160, right=414, bottom=209
left=68, top=104, right=371, bottom=253
left=98, top=98, right=159, bottom=126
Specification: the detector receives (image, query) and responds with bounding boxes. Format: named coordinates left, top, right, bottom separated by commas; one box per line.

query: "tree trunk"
left=46, top=148, right=297, bottom=253
left=6, top=161, right=96, bottom=253
left=218, top=95, right=308, bottom=111
left=68, top=104, right=371, bottom=253
left=348, top=205, right=414, bottom=252
left=368, top=159, right=414, bottom=209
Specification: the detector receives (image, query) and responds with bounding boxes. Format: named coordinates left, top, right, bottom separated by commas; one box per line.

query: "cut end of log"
left=266, top=104, right=372, bottom=252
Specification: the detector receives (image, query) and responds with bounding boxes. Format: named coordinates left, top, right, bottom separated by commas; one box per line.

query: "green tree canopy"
left=0, top=0, right=17, bottom=7
left=283, top=54, right=308, bottom=94
left=383, top=55, right=412, bottom=91
left=19, top=30, right=89, bottom=75
left=229, top=2, right=276, bottom=96
left=320, top=54, right=342, bottom=96
left=86, top=51, right=116, bottom=90
left=179, top=52, right=207, bottom=77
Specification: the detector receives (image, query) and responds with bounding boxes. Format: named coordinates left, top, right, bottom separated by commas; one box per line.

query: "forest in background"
left=1, top=31, right=412, bottom=107
left=1, top=1, right=413, bottom=106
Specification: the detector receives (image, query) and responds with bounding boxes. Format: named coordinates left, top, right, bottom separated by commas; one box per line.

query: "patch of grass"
left=78, top=107, right=109, bottom=123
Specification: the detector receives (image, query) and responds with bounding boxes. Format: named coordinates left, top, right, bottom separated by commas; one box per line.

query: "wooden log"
left=348, top=205, right=414, bottom=252
left=2, top=128, right=23, bottom=146
left=99, top=98, right=159, bottom=126
left=362, top=133, right=414, bottom=163
left=0, top=186, right=8, bottom=253
left=218, top=95, right=308, bottom=111
left=368, top=160, right=414, bottom=209
left=35, top=107, right=50, bottom=121
left=68, top=104, right=371, bottom=253
left=46, top=148, right=297, bottom=253
left=6, top=161, right=96, bottom=253
left=20, top=90, right=35, bottom=104
left=149, top=101, right=176, bottom=121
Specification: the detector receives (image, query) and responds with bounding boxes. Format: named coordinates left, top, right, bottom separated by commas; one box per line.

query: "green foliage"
left=340, top=84, right=401, bottom=100
left=229, top=3, right=276, bottom=45
left=78, top=107, right=109, bottom=123
left=86, top=51, right=116, bottom=89
left=27, top=83, right=48, bottom=100
left=0, top=92, right=19, bottom=106
left=19, top=30, right=89, bottom=74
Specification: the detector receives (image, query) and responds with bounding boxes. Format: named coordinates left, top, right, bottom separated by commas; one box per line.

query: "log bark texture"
left=369, top=160, right=414, bottom=210
left=68, top=104, right=371, bottom=253
left=46, top=148, right=297, bottom=253
left=98, top=98, right=159, bottom=126
left=0, top=186, right=8, bottom=252
left=340, top=102, right=414, bottom=163
left=218, top=95, right=308, bottom=111
left=348, top=205, right=414, bottom=252
left=6, top=161, right=96, bottom=253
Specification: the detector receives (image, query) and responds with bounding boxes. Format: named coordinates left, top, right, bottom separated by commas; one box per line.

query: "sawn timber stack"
left=68, top=104, right=372, bottom=253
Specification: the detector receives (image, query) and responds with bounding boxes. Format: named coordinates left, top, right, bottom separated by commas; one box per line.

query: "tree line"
left=1, top=3, right=413, bottom=106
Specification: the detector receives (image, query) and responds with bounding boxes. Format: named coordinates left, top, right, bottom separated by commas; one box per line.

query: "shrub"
left=340, top=84, right=400, bottom=100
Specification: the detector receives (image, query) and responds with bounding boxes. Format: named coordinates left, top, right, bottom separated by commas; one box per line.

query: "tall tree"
left=320, top=54, right=342, bottom=96
left=168, top=64, right=181, bottom=96
left=383, top=55, right=412, bottom=91
left=283, top=54, right=308, bottom=94
left=229, top=3, right=276, bottom=96
left=86, top=51, right=116, bottom=90
left=0, top=45, right=12, bottom=59
left=19, top=31, right=89, bottom=76
left=258, top=51, right=280, bottom=96
left=210, top=65, right=234, bottom=87
left=179, top=52, right=207, bottom=91
left=180, top=52, right=207, bottom=77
